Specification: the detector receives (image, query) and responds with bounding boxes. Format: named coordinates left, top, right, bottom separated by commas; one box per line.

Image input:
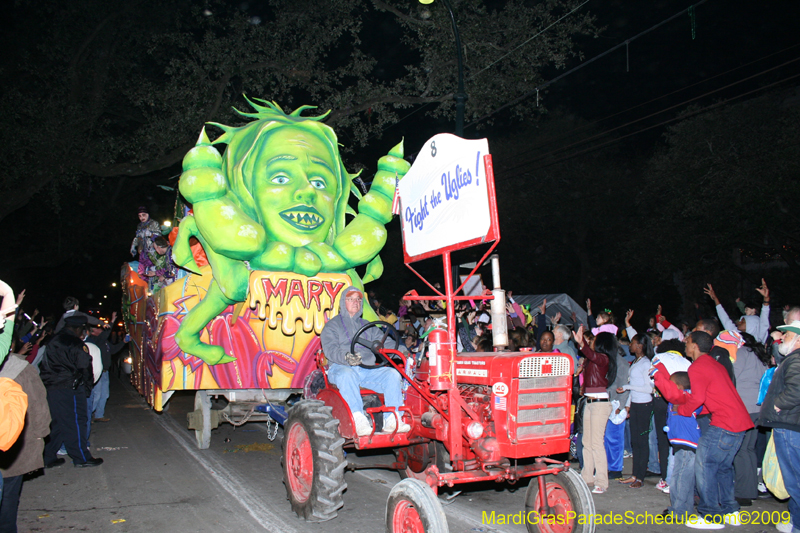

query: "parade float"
left=122, top=99, right=408, bottom=447
left=123, top=98, right=594, bottom=533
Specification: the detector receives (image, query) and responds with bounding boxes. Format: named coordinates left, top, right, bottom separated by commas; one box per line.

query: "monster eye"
left=271, top=175, right=290, bottom=185
left=310, top=179, right=326, bottom=190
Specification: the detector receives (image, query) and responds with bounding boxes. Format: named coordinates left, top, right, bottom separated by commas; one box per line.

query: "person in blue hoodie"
left=661, top=371, right=704, bottom=524
left=320, top=286, right=410, bottom=437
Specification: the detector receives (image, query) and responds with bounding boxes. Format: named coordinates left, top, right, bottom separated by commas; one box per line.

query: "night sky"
left=1, top=0, right=799, bottom=325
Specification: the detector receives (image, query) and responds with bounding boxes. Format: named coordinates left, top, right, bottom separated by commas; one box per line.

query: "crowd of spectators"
left=0, top=279, right=128, bottom=532
left=1, top=259, right=798, bottom=532
left=384, top=279, right=797, bottom=531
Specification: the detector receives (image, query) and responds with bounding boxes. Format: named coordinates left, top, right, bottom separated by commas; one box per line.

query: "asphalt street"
left=14, top=374, right=789, bottom=533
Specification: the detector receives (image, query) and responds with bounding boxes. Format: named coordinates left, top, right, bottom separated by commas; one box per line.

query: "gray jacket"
left=608, top=351, right=631, bottom=409
left=734, top=346, right=767, bottom=415
left=320, top=286, right=401, bottom=367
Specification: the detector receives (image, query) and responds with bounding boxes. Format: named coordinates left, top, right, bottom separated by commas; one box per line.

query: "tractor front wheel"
left=385, top=478, right=447, bottom=533
left=282, top=400, right=347, bottom=522
left=524, top=469, right=595, bottom=533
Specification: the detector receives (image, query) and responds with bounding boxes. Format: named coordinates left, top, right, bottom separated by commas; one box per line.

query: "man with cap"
left=759, top=320, right=800, bottom=533
left=320, top=286, right=410, bottom=437
left=40, top=315, right=103, bottom=468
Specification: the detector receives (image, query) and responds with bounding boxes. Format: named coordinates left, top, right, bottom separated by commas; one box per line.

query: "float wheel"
left=193, top=390, right=211, bottom=449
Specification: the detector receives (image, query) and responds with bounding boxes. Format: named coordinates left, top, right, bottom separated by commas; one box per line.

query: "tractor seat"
left=326, top=382, right=382, bottom=398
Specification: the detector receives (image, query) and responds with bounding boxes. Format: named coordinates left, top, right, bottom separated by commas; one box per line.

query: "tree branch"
left=78, top=141, right=194, bottom=177
left=325, top=94, right=449, bottom=124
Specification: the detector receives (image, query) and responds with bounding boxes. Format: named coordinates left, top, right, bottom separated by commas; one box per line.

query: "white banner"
left=399, top=134, right=491, bottom=257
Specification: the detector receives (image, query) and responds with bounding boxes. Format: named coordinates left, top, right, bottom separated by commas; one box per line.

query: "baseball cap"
left=777, top=320, right=800, bottom=335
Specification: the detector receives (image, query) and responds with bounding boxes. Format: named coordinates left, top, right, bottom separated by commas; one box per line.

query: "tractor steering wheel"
left=349, top=321, right=402, bottom=369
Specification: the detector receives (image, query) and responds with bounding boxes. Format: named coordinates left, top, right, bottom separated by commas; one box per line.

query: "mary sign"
left=398, top=134, right=499, bottom=262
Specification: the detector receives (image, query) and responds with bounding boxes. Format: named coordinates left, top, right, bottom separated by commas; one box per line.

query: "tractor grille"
left=513, top=355, right=571, bottom=442
left=518, top=391, right=568, bottom=407
left=517, top=423, right=566, bottom=439
left=517, top=407, right=565, bottom=423
left=518, top=356, right=571, bottom=378
left=518, top=377, right=571, bottom=392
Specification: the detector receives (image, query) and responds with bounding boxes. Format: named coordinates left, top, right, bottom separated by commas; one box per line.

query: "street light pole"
left=421, top=0, right=466, bottom=137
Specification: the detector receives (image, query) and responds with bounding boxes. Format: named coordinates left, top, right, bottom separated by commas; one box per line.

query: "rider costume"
left=320, top=286, right=409, bottom=436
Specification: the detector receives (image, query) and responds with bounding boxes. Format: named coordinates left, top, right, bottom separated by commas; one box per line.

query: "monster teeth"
left=283, top=211, right=322, bottom=227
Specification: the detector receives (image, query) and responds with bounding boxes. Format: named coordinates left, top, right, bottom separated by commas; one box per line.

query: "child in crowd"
left=662, top=371, right=703, bottom=521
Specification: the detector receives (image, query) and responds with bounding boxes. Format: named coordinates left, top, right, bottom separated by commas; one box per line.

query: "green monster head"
left=210, top=99, right=355, bottom=248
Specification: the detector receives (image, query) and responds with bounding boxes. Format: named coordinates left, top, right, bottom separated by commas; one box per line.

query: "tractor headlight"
left=466, top=421, right=484, bottom=439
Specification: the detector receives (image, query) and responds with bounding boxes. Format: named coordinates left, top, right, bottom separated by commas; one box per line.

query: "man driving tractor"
left=320, top=286, right=410, bottom=436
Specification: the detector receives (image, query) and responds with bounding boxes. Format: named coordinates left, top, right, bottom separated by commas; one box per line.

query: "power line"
left=507, top=43, right=800, bottom=160
left=501, top=56, right=800, bottom=175
left=495, top=71, right=800, bottom=182
left=471, top=0, right=591, bottom=79
left=465, top=0, right=710, bottom=129
left=364, top=0, right=591, bottom=143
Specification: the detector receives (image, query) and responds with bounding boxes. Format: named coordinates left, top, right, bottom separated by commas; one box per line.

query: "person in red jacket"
left=652, top=331, right=753, bottom=529
left=572, top=325, right=618, bottom=494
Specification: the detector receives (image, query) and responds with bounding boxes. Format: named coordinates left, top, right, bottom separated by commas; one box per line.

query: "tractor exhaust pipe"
left=489, top=254, right=508, bottom=350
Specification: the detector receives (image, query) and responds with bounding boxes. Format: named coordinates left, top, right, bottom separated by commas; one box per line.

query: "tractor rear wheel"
left=385, top=478, right=448, bottom=533
left=524, top=469, right=595, bottom=533
left=282, top=400, right=347, bottom=522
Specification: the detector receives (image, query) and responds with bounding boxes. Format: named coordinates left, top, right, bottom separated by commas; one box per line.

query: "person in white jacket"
left=704, top=279, right=770, bottom=345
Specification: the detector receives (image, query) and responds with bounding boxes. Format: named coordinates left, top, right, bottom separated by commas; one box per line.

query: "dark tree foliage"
left=638, top=91, right=800, bottom=276
left=0, top=0, right=598, bottom=224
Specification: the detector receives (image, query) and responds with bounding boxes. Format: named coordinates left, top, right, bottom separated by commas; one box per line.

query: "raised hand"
left=553, top=312, right=561, bottom=324
left=572, top=325, right=585, bottom=348
left=586, top=298, right=592, bottom=315
left=538, top=299, right=547, bottom=316
left=625, top=309, right=634, bottom=327
left=756, top=278, right=770, bottom=303
left=704, top=284, right=720, bottom=306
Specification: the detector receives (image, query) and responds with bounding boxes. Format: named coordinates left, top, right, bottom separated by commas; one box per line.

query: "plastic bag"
left=757, top=367, right=776, bottom=406
left=608, top=400, right=627, bottom=425
left=763, top=433, right=789, bottom=500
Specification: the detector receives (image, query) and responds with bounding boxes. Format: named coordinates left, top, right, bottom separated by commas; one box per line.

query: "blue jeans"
left=668, top=449, right=696, bottom=517
left=327, top=364, right=404, bottom=422
left=773, top=428, right=800, bottom=531
left=90, top=371, right=110, bottom=418
left=696, top=425, right=744, bottom=518
left=648, top=417, right=660, bottom=474
left=666, top=447, right=674, bottom=486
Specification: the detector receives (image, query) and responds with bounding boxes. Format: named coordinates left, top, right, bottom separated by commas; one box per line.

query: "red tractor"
left=282, top=314, right=595, bottom=533
left=282, top=142, right=594, bottom=532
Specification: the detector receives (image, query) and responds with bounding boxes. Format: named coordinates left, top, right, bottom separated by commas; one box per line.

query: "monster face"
left=252, top=127, right=338, bottom=247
